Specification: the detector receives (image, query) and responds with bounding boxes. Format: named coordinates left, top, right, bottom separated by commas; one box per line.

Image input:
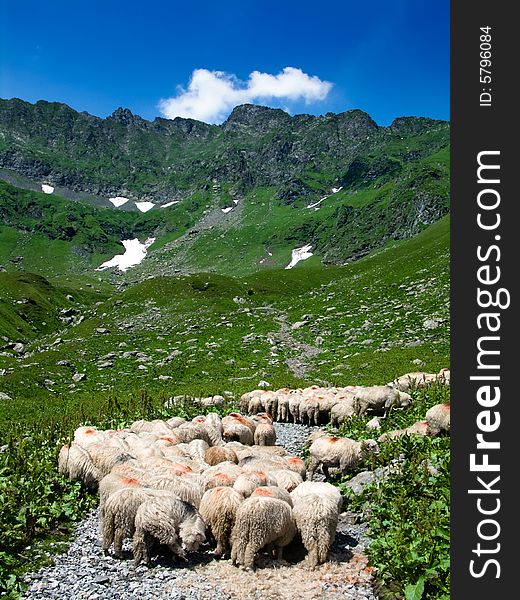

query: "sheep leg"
left=307, top=456, right=319, bottom=481
left=133, top=532, right=150, bottom=566
left=113, top=528, right=124, bottom=558
left=275, top=543, right=285, bottom=561
left=214, top=540, right=225, bottom=558
left=322, top=464, right=331, bottom=480
left=243, top=542, right=257, bottom=570
left=306, top=546, right=319, bottom=570
left=101, top=516, right=114, bottom=555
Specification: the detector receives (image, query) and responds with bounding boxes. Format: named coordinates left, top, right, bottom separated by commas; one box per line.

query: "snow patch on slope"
left=41, top=184, right=54, bottom=194
left=109, top=196, right=129, bottom=207
left=285, top=244, right=313, bottom=269
left=96, top=238, right=156, bottom=272
left=161, top=201, right=180, bottom=208
left=135, top=202, right=155, bottom=213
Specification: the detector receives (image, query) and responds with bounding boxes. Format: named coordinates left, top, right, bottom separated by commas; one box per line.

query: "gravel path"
left=23, top=424, right=376, bottom=600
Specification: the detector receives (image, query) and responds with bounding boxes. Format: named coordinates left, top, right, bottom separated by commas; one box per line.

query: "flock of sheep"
left=240, top=368, right=450, bottom=433
left=57, top=368, right=450, bottom=572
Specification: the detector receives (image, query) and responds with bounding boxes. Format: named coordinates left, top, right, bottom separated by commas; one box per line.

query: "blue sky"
left=0, top=0, right=449, bottom=125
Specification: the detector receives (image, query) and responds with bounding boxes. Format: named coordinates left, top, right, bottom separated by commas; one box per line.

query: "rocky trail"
left=23, top=423, right=376, bottom=600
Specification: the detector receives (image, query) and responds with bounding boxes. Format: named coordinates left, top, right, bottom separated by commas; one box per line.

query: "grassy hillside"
left=0, top=216, right=449, bottom=425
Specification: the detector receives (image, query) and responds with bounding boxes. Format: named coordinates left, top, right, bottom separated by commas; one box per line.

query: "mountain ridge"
left=0, top=98, right=449, bottom=277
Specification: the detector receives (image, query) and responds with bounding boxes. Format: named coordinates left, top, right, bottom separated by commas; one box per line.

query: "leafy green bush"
left=334, top=385, right=451, bottom=599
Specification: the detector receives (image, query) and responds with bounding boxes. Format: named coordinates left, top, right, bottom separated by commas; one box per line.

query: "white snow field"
left=285, top=244, right=314, bottom=269
left=96, top=238, right=156, bottom=272
left=41, top=184, right=54, bottom=194
left=135, top=201, right=155, bottom=213
left=108, top=196, right=130, bottom=207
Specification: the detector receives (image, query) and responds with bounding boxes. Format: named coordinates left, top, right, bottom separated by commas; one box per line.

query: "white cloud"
left=158, top=67, right=333, bottom=124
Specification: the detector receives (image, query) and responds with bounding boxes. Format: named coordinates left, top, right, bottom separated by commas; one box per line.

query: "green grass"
left=331, top=383, right=451, bottom=599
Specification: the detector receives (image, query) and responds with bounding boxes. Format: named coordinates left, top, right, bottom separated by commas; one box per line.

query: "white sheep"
left=204, top=446, right=238, bottom=466
left=58, top=443, right=101, bottom=490
left=307, top=436, right=379, bottom=480
left=390, top=372, right=438, bottom=392
left=198, top=486, right=244, bottom=557
left=290, top=481, right=343, bottom=511
left=269, top=469, right=303, bottom=492
left=230, top=496, right=296, bottom=570
left=251, top=486, right=293, bottom=506
left=425, top=403, right=450, bottom=435
left=330, top=399, right=356, bottom=428
left=101, top=487, right=175, bottom=557
left=253, top=423, right=276, bottom=446
left=378, top=420, right=431, bottom=443
left=133, top=496, right=206, bottom=566
left=292, top=493, right=339, bottom=569
left=353, top=386, right=412, bottom=418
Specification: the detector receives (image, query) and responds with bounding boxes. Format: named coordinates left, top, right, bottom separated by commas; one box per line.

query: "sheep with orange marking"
left=251, top=485, right=293, bottom=506
left=307, top=436, right=379, bottom=480
left=199, top=487, right=244, bottom=558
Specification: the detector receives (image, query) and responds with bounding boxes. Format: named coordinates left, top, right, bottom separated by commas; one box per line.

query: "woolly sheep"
left=425, top=403, right=450, bottom=435
left=288, top=396, right=302, bottom=423
left=253, top=423, right=276, bottom=446
left=299, top=397, right=320, bottom=426
left=166, top=417, right=186, bottom=429
left=251, top=486, right=293, bottom=506
left=292, top=493, right=339, bottom=569
left=233, top=471, right=275, bottom=497
left=330, top=399, right=356, bottom=428
left=101, top=487, right=175, bottom=557
left=98, top=472, right=148, bottom=521
left=307, top=436, right=379, bottom=480
left=222, top=423, right=254, bottom=445
left=58, top=443, right=101, bottom=490
left=290, top=481, right=343, bottom=511
left=366, top=416, right=383, bottom=430
left=276, top=394, right=291, bottom=422
left=176, top=423, right=211, bottom=445
left=133, top=496, right=206, bottom=566
left=186, top=439, right=210, bottom=465
left=390, top=372, right=438, bottom=392
left=250, top=445, right=287, bottom=457
left=269, top=469, right=303, bottom=493
left=230, top=496, right=296, bottom=570
left=378, top=420, right=431, bottom=443
left=205, top=412, right=223, bottom=432
left=222, top=413, right=256, bottom=436
left=204, top=446, right=239, bottom=466
left=248, top=395, right=264, bottom=415
left=353, top=386, right=412, bottom=418
left=143, top=475, right=204, bottom=508
left=203, top=462, right=243, bottom=489
left=199, top=487, right=244, bottom=557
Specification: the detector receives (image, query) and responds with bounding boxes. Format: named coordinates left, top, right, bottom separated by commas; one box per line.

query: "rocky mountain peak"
left=109, top=107, right=145, bottom=127
left=222, top=104, right=291, bottom=133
